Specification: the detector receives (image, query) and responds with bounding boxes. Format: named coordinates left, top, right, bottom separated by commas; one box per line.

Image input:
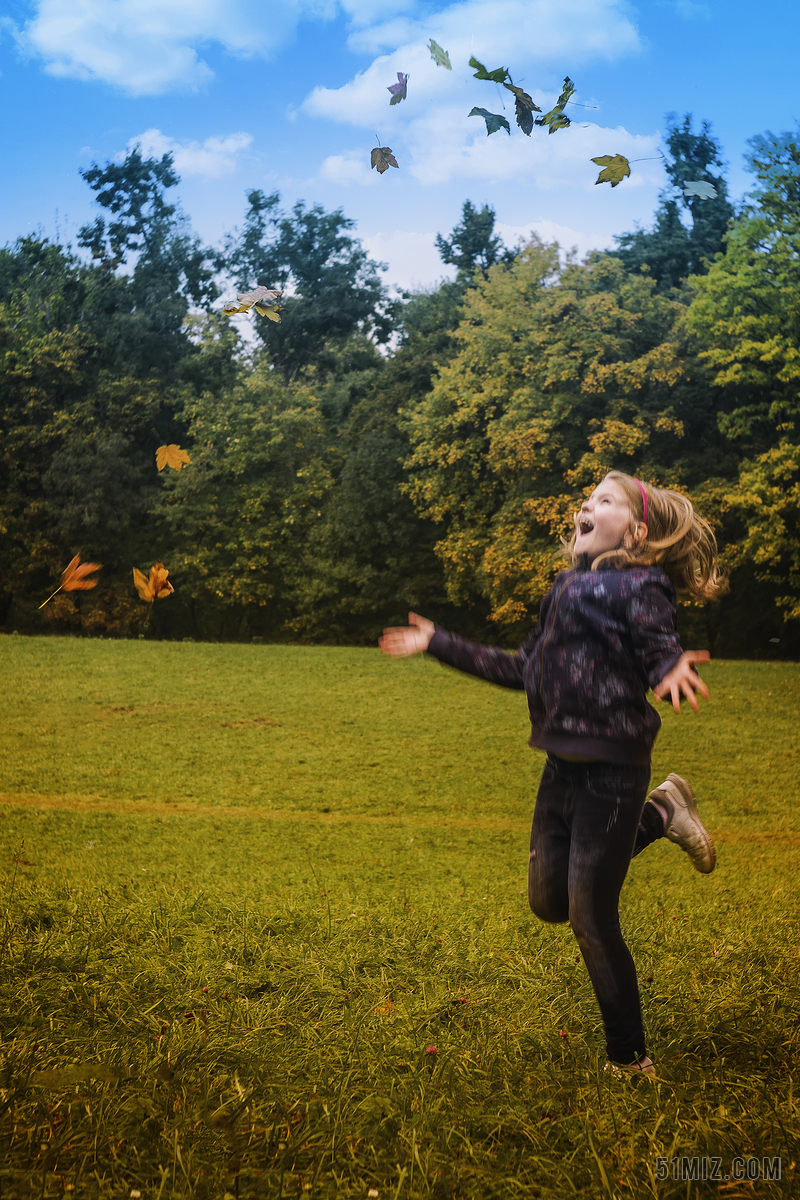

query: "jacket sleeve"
left=626, top=574, right=684, bottom=690
left=426, top=623, right=541, bottom=690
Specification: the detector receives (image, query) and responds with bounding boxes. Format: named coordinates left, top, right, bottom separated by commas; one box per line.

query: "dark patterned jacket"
left=427, top=561, right=685, bottom=765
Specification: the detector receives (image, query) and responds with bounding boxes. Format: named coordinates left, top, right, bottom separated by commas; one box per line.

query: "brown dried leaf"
left=371, top=146, right=399, bottom=174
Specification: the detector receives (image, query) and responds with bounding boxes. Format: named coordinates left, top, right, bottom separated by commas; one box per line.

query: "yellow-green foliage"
left=685, top=140, right=800, bottom=622
left=0, top=638, right=797, bottom=1197
left=402, top=243, right=689, bottom=628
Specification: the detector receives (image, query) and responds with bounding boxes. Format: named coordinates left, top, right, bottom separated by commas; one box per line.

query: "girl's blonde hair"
left=566, top=470, right=728, bottom=602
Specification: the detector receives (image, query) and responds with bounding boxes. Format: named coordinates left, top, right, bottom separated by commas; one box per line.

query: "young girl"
left=379, top=471, right=727, bottom=1079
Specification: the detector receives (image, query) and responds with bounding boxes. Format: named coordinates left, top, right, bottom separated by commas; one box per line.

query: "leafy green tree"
left=0, top=215, right=228, bottom=634
left=285, top=352, right=458, bottom=643
left=78, top=148, right=219, bottom=381
left=0, top=237, right=92, bottom=334
left=159, top=361, right=335, bottom=639
left=612, top=115, right=735, bottom=291
left=402, top=240, right=721, bottom=634
left=435, top=201, right=515, bottom=283
left=685, top=138, right=800, bottom=632
left=278, top=214, right=497, bottom=641
left=224, top=191, right=395, bottom=383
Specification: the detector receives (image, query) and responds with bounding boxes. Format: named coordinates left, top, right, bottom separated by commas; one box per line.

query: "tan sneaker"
left=605, top=1056, right=657, bottom=1080
left=649, top=773, right=716, bottom=874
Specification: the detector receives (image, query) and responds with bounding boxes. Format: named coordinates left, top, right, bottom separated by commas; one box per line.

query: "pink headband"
left=634, top=479, right=648, bottom=525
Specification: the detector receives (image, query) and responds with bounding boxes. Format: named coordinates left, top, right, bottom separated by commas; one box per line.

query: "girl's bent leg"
left=566, top=764, right=651, bottom=1063
left=528, top=757, right=571, bottom=923
left=631, top=798, right=665, bottom=857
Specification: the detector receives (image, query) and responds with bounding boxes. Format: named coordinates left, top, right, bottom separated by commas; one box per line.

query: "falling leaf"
left=591, top=153, right=631, bottom=187
left=387, top=72, right=409, bottom=105
left=504, top=82, right=541, bottom=136
left=536, top=111, right=570, bottom=133
left=428, top=39, right=451, bottom=69
left=223, top=286, right=282, bottom=317
left=371, top=146, right=399, bottom=174
left=156, top=444, right=192, bottom=472
left=534, top=76, right=574, bottom=133
left=683, top=180, right=718, bottom=200
left=39, top=555, right=102, bottom=609
left=554, top=76, right=575, bottom=109
left=132, top=562, right=174, bottom=604
left=468, top=107, right=510, bottom=137
left=469, top=56, right=508, bottom=85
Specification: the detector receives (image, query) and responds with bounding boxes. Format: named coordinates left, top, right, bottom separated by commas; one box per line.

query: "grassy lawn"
left=0, top=635, right=798, bottom=1198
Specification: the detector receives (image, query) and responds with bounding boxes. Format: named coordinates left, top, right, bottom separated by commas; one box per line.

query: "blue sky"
left=1, top=0, right=798, bottom=291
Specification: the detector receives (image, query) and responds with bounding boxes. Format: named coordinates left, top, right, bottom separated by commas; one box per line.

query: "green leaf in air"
left=469, top=107, right=511, bottom=137
left=534, top=77, right=574, bottom=134
left=591, top=154, right=631, bottom=187
left=503, top=81, right=541, bottom=137
left=469, top=57, right=509, bottom=85
left=555, top=77, right=575, bottom=109
left=428, top=39, right=452, bottom=69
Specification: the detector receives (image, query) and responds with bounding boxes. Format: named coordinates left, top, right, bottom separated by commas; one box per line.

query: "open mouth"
left=578, top=516, right=594, bottom=535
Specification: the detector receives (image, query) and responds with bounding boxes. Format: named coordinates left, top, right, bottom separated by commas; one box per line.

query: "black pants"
left=527, top=755, right=663, bottom=1063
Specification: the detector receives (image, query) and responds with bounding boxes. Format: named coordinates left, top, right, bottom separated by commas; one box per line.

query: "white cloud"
left=304, top=1, right=641, bottom=132
left=124, top=128, right=253, bottom=178
left=339, top=0, right=416, bottom=26
left=361, top=220, right=617, bottom=292
left=362, top=229, right=449, bottom=289
left=15, top=0, right=418, bottom=94
left=313, top=102, right=663, bottom=192
left=320, top=150, right=382, bottom=186
left=344, top=0, right=642, bottom=58
left=302, top=3, right=660, bottom=193
left=496, top=219, right=615, bottom=263
left=406, top=115, right=663, bottom=189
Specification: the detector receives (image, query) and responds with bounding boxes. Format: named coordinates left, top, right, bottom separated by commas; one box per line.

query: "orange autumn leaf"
left=39, top=554, right=102, bottom=609
left=156, top=444, right=192, bottom=472
left=132, top=562, right=175, bottom=603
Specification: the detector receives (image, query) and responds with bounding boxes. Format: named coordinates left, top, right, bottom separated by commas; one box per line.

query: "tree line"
left=1, top=116, right=798, bottom=657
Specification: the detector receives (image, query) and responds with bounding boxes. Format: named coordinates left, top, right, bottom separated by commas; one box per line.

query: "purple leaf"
left=388, top=72, right=409, bottom=105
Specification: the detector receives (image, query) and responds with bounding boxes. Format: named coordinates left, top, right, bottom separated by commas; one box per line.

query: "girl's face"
left=574, top=479, right=639, bottom=561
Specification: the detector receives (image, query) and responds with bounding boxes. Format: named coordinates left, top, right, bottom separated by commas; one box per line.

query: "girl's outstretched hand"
left=653, top=650, right=711, bottom=713
left=379, top=612, right=435, bottom=658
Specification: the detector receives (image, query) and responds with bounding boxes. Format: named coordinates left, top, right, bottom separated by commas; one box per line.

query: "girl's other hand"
left=653, top=650, right=711, bottom=713
left=379, top=612, right=435, bottom=658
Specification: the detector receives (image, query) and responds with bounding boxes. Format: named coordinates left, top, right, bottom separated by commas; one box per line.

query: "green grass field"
left=0, top=636, right=798, bottom=1199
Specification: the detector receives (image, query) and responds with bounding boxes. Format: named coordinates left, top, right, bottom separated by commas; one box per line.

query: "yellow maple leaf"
left=156, top=444, right=192, bottom=472
left=133, top=562, right=175, bottom=604
left=591, top=154, right=631, bottom=187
